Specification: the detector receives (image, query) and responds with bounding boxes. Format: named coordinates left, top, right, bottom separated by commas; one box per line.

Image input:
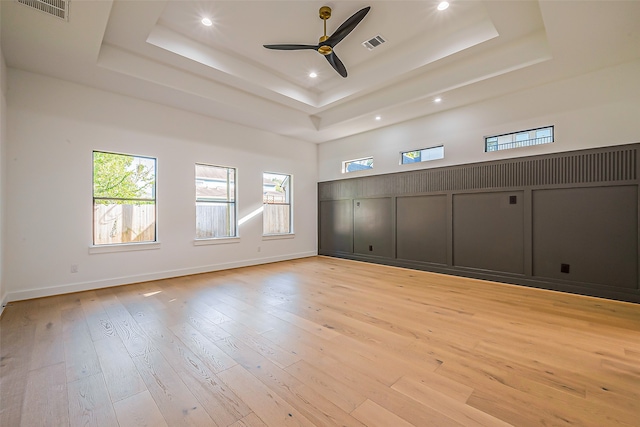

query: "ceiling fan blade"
left=263, top=44, right=318, bottom=50
left=325, top=52, right=348, bottom=78
left=325, top=6, right=371, bottom=48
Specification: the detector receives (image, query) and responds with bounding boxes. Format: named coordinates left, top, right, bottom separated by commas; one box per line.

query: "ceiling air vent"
left=362, top=35, right=386, bottom=51
left=16, top=0, right=69, bottom=21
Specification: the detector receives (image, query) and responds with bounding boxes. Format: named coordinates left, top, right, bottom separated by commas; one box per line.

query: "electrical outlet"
left=70, top=264, right=78, bottom=273
left=257, top=246, right=261, bottom=252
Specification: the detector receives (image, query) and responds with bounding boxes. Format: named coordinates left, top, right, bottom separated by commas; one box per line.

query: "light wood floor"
left=1, top=256, right=639, bottom=427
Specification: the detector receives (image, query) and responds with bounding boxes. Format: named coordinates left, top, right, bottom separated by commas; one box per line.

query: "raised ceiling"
left=2, top=1, right=640, bottom=143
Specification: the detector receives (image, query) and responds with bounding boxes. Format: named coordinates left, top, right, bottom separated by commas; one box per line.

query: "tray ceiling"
left=2, top=1, right=640, bottom=143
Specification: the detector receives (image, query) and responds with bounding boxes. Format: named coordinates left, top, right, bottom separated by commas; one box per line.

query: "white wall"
left=319, top=59, right=640, bottom=182
left=5, top=70, right=318, bottom=302
left=0, top=43, right=7, bottom=311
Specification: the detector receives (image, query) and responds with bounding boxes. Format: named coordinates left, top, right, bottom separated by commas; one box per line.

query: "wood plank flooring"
left=1, top=256, right=639, bottom=426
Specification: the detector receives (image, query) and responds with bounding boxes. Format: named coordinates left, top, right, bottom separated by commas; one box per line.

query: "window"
left=401, top=145, right=444, bottom=164
left=343, top=157, right=373, bottom=173
left=485, top=126, right=554, bottom=152
left=93, top=151, right=156, bottom=245
left=195, top=164, right=237, bottom=239
left=263, top=172, right=292, bottom=235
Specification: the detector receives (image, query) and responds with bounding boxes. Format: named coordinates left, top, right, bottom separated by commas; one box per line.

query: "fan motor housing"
left=319, top=6, right=332, bottom=20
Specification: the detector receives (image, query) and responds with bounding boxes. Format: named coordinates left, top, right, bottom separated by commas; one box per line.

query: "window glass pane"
left=195, top=164, right=235, bottom=202
left=196, top=202, right=236, bottom=238
left=93, top=152, right=155, bottom=199
left=343, top=157, right=373, bottom=173
left=93, top=203, right=156, bottom=244
left=402, top=151, right=421, bottom=164
left=401, top=146, right=443, bottom=164
left=263, top=204, right=290, bottom=234
left=485, top=126, right=553, bottom=152
left=421, top=146, right=444, bottom=161
left=93, top=151, right=156, bottom=245
left=497, top=135, right=512, bottom=145
left=536, top=128, right=552, bottom=138
left=196, top=164, right=237, bottom=238
left=263, top=172, right=291, bottom=234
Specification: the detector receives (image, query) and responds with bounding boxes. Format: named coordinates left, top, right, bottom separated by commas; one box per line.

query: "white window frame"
left=91, top=150, right=157, bottom=250
left=194, top=163, right=238, bottom=243
left=263, top=172, right=293, bottom=237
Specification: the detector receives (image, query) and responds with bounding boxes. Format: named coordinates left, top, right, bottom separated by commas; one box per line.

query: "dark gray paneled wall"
left=453, top=191, right=525, bottom=274
left=396, top=195, right=447, bottom=264
left=354, top=198, right=393, bottom=258
left=532, top=186, right=638, bottom=289
left=318, top=144, right=640, bottom=303
left=319, top=147, right=637, bottom=199
left=319, top=200, right=353, bottom=253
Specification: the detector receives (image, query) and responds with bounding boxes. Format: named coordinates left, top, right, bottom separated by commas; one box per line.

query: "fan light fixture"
left=263, top=6, right=371, bottom=78
left=437, top=2, right=450, bottom=11
left=201, top=17, right=213, bottom=27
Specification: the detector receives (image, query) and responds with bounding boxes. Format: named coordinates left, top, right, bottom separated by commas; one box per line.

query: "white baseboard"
left=5, top=251, right=317, bottom=303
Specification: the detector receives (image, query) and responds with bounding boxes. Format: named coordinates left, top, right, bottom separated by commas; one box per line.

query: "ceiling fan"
left=263, top=5, right=371, bottom=78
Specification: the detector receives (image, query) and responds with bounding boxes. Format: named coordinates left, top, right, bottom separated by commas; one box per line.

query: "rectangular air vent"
left=362, top=35, right=386, bottom=50
left=16, top=0, right=69, bottom=21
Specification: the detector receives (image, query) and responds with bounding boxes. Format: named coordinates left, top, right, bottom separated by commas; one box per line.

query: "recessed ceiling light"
left=434, top=97, right=442, bottom=103
left=437, top=2, right=450, bottom=11
left=201, top=17, right=213, bottom=27
left=375, top=116, right=382, bottom=121
left=309, top=72, right=318, bottom=78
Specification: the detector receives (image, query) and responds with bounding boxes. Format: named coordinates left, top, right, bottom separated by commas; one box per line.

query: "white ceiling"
left=2, top=1, right=640, bottom=143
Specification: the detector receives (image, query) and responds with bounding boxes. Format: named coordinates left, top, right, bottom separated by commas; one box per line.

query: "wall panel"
left=354, top=198, right=393, bottom=258
left=453, top=191, right=524, bottom=274
left=396, top=195, right=447, bottom=264
left=319, top=200, right=353, bottom=253
left=318, top=144, right=640, bottom=303
left=532, top=186, right=638, bottom=289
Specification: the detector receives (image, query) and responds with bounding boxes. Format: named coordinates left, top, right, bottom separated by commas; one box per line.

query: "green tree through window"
left=93, top=152, right=155, bottom=202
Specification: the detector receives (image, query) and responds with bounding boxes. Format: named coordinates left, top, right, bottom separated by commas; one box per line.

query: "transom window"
left=343, top=157, right=373, bottom=173
left=93, top=151, right=156, bottom=245
left=401, top=145, right=444, bottom=164
left=263, top=172, right=292, bottom=235
left=485, top=126, right=554, bottom=152
left=195, top=164, right=237, bottom=239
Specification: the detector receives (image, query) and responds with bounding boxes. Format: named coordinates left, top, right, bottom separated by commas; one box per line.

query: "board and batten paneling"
left=354, top=198, right=393, bottom=258
left=396, top=195, right=447, bottom=265
left=318, top=200, right=353, bottom=254
left=453, top=191, right=525, bottom=274
left=532, top=185, right=638, bottom=289
left=318, top=143, right=640, bottom=303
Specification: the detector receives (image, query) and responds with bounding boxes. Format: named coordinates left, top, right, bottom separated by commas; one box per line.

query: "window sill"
left=262, top=233, right=295, bottom=241
left=89, top=242, right=161, bottom=254
left=194, top=237, right=241, bottom=246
